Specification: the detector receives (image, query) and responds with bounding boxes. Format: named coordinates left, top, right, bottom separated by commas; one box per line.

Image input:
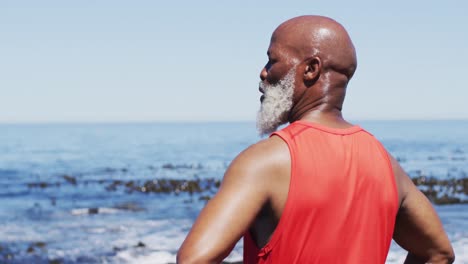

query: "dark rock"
left=49, top=259, right=63, bottom=264
left=396, top=156, right=406, bottom=162
left=125, top=181, right=135, bottom=188
left=62, top=175, right=77, bottom=185
left=199, top=195, right=211, bottom=201
left=88, top=208, right=99, bottom=214
left=435, top=195, right=461, bottom=205
left=162, top=163, right=175, bottom=169
left=114, top=202, right=144, bottom=212
left=413, top=176, right=468, bottom=205
left=136, top=241, right=145, bottom=247
left=35, top=242, right=46, bottom=248
left=113, top=246, right=123, bottom=251
left=27, top=182, right=49, bottom=188
left=162, top=163, right=202, bottom=170
left=215, top=180, right=221, bottom=188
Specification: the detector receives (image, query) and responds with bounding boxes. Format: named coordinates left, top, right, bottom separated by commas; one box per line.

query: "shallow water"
left=0, top=121, right=467, bottom=263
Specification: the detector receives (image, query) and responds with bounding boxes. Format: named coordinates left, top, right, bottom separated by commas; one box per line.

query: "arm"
left=177, top=138, right=285, bottom=264
left=389, top=156, right=455, bottom=264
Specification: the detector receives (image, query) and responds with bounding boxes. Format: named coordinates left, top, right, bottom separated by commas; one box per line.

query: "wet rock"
left=136, top=241, right=146, bottom=248
left=27, top=182, right=49, bottom=188
left=412, top=176, right=468, bottom=205
left=114, top=202, right=144, bottom=212
left=113, top=246, right=123, bottom=252
left=33, top=242, right=46, bottom=249
left=396, top=156, right=406, bottom=162
left=62, top=174, right=77, bottom=185
left=88, top=208, right=99, bottom=214
left=106, top=180, right=124, bottom=191
left=125, top=181, right=135, bottom=188
left=162, top=163, right=175, bottom=169
left=104, top=177, right=221, bottom=196
left=162, top=163, right=203, bottom=170
left=199, top=195, right=211, bottom=201
left=435, top=195, right=461, bottom=205
left=26, top=246, right=34, bottom=253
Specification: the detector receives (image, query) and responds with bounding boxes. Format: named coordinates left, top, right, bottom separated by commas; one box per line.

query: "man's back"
left=244, top=121, right=399, bottom=263
left=177, top=15, right=454, bottom=264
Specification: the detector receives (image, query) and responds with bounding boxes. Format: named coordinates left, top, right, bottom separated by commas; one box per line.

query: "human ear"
left=303, top=57, right=321, bottom=82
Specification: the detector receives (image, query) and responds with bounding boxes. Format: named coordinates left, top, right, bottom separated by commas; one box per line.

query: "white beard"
left=256, top=68, right=296, bottom=136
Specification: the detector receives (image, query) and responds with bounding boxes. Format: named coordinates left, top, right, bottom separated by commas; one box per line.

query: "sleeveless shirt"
left=243, top=121, right=399, bottom=263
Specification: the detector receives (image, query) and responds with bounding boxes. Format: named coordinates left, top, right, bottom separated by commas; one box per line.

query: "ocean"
left=0, top=121, right=467, bottom=263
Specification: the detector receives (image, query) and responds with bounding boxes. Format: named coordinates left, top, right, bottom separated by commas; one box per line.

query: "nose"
left=259, top=66, right=267, bottom=81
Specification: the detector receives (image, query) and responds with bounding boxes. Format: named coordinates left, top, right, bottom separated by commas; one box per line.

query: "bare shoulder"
left=222, top=135, right=290, bottom=192
left=226, top=136, right=289, bottom=175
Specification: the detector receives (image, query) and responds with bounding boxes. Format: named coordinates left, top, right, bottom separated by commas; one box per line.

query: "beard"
left=256, top=68, right=296, bottom=136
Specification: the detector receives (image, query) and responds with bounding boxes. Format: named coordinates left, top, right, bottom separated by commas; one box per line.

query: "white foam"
left=2, top=213, right=466, bottom=264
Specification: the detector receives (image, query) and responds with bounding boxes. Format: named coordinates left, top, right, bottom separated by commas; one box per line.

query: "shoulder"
left=231, top=135, right=289, bottom=171
left=221, top=135, right=290, bottom=191
left=236, top=135, right=289, bottom=164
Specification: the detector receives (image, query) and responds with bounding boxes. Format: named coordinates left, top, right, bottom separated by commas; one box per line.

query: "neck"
left=288, top=74, right=353, bottom=128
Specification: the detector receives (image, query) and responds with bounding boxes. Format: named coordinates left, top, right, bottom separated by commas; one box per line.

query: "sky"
left=0, top=0, right=467, bottom=123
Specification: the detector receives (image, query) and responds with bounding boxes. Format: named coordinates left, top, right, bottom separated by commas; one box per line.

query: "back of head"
left=273, top=15, right=357, bottom=81
left=257, top=15, right=358, bottom=133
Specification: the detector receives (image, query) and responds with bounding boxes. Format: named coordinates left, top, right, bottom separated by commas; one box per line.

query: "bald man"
left=177, top=16, right=454, bottom=264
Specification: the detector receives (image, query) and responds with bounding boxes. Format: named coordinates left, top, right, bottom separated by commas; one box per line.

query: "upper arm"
left=389, top=155, right=455, bottom=263
left=177, top=139, right=285, bottom=264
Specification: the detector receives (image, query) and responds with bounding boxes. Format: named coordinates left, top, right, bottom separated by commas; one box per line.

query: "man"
left=177, top=15, right=454, bottom=264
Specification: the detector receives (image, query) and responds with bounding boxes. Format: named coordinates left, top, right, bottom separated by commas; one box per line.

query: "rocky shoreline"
left=2, top=166, right=466, bottom=263
left=24, top=172, right=468, bottom=205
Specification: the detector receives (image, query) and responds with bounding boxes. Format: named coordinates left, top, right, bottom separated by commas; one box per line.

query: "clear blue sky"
left=0, top=0, right=466, bottom=123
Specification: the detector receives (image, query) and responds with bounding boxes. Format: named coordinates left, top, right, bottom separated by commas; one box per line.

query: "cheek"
left=266, top=67, right=284, bottom=85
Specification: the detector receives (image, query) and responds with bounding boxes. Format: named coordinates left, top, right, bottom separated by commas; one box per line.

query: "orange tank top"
left=243, top=121, right=399, bottom=264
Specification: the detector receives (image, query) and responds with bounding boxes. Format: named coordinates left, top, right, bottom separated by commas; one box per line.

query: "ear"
left=303, top=57, right=321, bottom=83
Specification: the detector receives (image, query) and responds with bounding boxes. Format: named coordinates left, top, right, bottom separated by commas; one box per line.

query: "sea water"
left=0, top=121, right=467, bottom=263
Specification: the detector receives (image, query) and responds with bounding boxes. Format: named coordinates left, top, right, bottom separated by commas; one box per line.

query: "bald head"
left=258, top=16, right=358, bottom=126
left=272, top=15, right=357, bottom=80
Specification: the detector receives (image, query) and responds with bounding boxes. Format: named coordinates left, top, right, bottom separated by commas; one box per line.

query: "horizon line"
left=1, top=118, right=468, bottom=125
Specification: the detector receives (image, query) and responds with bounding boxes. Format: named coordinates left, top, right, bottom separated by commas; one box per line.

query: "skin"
left=177, top=15, right=455, bottom=264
